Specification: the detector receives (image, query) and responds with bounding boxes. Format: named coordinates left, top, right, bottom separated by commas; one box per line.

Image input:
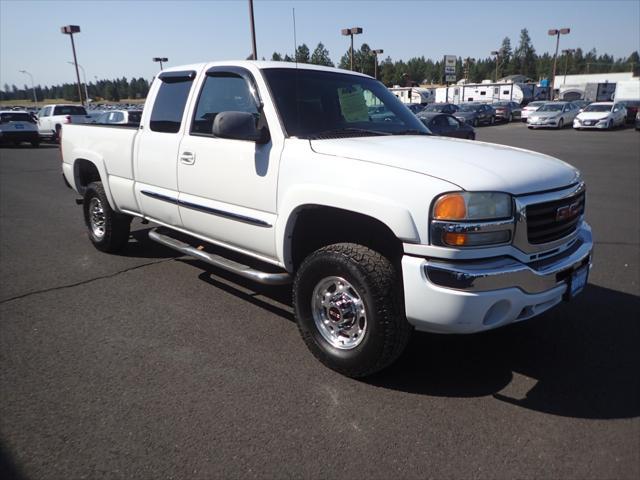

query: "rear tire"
left=489, top=116, right=495, bottom=125
left=83, top=181, right=131, bottom=253
left=293, top=243, right=411, bottom=378
left=508, top=113, right=513, bottom=122
left=473, top=118, right=479, bottom=127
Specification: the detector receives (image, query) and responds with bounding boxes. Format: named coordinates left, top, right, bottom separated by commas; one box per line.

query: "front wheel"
left=473, top=118, right=479, bottom=127
left=508, top=113, right=513, bottom=122
left=83, top=182, right=131, bottom=253
left=607, top=119, right=613, bottom=130
left=557, top=119, right=564, bottom=129
left=489, top=116, right=495, bottom=125
left=293, top=243, right=411, bottom=378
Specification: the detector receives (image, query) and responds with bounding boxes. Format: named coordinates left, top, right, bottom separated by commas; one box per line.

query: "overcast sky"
left=1, top=0, right=639, bottom=88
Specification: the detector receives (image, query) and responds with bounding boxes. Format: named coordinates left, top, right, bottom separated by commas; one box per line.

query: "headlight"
left=431, top=192, right=514, bottom=247
left=433, top=192, right=512, bottom=221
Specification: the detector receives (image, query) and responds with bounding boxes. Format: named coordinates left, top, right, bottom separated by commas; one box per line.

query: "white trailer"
left=613, top=79, right=640, bottom=101
left=389, top=87, right=435, bottom=104
left=435, top=82, right=549, bottom=105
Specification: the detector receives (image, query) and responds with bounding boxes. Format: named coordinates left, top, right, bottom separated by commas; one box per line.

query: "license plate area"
left=563, top=264, right=589, bottom=301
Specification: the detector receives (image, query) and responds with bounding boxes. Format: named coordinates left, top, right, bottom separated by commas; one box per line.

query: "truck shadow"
left=157, top=246, right=638, bottom=420
left=368, top=283, right=640, bottom=420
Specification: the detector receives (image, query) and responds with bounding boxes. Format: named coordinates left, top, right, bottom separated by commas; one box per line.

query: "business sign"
left=444, top=55, right=457, bottom=75
left=445, top=74, right=457, bottom=82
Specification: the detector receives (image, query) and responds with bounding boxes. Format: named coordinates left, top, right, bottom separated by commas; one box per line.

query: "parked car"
left=527, top=101, right=579, bottom=129
left=635, top=111, right=640, bottom=130
left=492, top=101, right=522, bottom=122
left=93, top=110, right=143, bottom=125
left=520, top=101, right=547, bottom=121
left=37, top=104, right=90, bottom=142
left=60, top=61, right=592, bottom=378
left=573, top=102, right=627, bottom=130
left=422, top=103, right=459, bottom=115
left=417, top=112, right=475, bottom=139
left=405, top=103, right=425, bottom=114
left=455, top=103, right=496, bottom=127
left=0, top=110, right=40, bottom=146
left=617, top=100, right=640, bottom=123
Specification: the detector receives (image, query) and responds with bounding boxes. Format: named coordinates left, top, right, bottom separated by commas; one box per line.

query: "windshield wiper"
left=308, top=128, right=392, bottom=139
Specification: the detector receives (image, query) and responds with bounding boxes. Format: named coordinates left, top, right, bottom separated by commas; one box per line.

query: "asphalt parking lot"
left=1, top=124, right=638, bottom=479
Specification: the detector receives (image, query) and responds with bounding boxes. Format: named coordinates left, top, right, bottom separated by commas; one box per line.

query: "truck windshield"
left=0, top=112, right=34, bottom=123
left=262, top=68, right=430, bottom=138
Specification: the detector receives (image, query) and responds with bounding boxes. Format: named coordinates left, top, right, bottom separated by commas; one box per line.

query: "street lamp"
left=548, top=27, right=570, bottom=99
left=372, top=49, right=384, bottom=80
left=562, top=48, right=575, bottom=85
left=67, top=62, right=89, bottom=104
left=491, top=50, right=501, bottom=82
left=60, top=25, right=84, bottom=106
left=19, top=70, right=37, bottom=107
left=341, top=27, right=363, bottom=70
left=153, top=57, right=168, bottom=70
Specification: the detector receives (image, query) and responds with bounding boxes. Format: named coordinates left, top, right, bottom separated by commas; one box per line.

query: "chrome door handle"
left=180, top=152, right=195, bottom=165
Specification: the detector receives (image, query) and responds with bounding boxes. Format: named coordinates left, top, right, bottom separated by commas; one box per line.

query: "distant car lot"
left=0, top=124, right=638, bottom=479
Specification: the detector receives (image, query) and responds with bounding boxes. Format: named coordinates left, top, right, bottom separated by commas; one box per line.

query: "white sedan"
left=527, top=101, right=580, bottom=129
left=573, top=102, right=627, bottom=130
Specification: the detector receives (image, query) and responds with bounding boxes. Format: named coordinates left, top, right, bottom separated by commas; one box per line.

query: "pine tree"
left=310, top=42, right=334, bottom=66
left=295, top=44, right=310, bottom=63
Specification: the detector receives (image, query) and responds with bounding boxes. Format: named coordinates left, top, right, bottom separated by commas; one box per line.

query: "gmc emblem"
left=556, top=201, right=581, bottom=221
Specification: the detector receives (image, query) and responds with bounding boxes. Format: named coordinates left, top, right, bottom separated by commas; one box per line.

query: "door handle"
left=180, top=152, right=195, bottom=165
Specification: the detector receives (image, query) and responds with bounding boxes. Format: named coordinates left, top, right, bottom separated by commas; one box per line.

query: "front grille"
left=526, top=191, right=585, bottom=244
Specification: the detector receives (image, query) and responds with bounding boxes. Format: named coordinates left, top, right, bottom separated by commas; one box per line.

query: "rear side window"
left=150, top=71, right=195, bottom=133
left=53, top=106, right=87, bottom=116
left=128, top=111, right=142, bottom=124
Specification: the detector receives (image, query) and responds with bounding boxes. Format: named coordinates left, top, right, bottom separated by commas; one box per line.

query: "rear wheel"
left=473, top=118, right=479, bottom=127
left=53, top=125, right=61, bottom=143
left=293, top=243, right=411, bottom=378
left=508, top=113, right=513, bottom=122
left=83, top=182, right=131, bottom=253
left=489, top=116, right=495, bottom=125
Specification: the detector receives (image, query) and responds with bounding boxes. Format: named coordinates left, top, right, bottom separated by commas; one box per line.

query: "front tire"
left=557, top=118, right=564, bottom=129
left=83, top=181, right=131, bottom=253
left=293, top=243, right=411, bottom=378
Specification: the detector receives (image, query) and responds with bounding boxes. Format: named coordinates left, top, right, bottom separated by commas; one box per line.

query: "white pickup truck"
left=61, top=61, right=593, bottom=377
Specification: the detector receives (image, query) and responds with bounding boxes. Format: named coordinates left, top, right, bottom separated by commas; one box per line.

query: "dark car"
left=619, top=100, right=640, bottom=123
left=455, top=103, right=496, bottom=127
left=636, top=111, right=640, bottom=130
left=422, top=103, right=459, bottom=115
left=405, top=103, right=425, bottom=114
left=418, top=112, right=475, bottom=140
left=492, top=101, right=522, bottom=122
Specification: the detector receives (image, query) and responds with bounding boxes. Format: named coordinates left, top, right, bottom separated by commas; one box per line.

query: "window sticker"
left=338, top=85, right=369, bottom=122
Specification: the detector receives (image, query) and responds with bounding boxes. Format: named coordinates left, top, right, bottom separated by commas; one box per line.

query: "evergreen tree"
left=295, top=44, right=310, bottom=63
left=271, top=52, right=283, bottom=61
left=514, top=28, right=537, bottom=78
left=310, top=42, right=334, bottom=66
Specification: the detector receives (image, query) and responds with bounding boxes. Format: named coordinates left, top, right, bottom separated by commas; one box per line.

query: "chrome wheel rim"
left=311, top=276, right=367, bottom=350
left=89, top=197, right=106, bottom=238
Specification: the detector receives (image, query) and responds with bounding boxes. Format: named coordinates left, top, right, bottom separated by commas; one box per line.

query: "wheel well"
left=289, top=206, right=403, bottom=271
left=73, top=159, right=101, bottom=194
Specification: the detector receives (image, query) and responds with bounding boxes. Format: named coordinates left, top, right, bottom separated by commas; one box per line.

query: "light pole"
left=491, top=50, right=501, bottom=82
left=548, top=27, right=570, bottom=99
left=19, top=70, right=37, bottom=107
left=248, top=0, right=257, bottom=60
left=562, top=48, right=575, bottom=85
left=372, top=49, right=383, bottom=80
left=153, top=57, right=168, bottom=71
left=60, top=25, right=84, bottom=106
left=67, top=62, right=89, bottom=104
left=341, top=27, right=363, bottom=70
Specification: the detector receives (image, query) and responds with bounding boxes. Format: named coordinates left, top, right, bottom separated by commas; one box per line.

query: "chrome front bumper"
left=425, top=222, right=592, bottom=295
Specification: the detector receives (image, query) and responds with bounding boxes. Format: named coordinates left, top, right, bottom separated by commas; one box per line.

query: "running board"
left=148, top=228, right=291, bottom=286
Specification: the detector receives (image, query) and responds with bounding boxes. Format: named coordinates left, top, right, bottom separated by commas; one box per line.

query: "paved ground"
left=1, top=124, right=638, bottom=479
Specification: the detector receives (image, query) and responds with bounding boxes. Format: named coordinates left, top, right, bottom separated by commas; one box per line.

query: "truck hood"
left=310, top=136, right=580, bottom=195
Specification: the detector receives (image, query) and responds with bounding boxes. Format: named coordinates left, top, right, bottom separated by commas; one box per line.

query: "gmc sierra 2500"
left=61, top=61, right=593, bottom=377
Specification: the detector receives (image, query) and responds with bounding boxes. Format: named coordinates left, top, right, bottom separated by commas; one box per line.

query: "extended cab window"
left=191, top=73, right=258, bottom=135
left=150, top=71, right=195, bottom=133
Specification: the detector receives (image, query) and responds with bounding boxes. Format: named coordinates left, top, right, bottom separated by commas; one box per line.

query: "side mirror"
left=212, top=111, right=269, bottom=144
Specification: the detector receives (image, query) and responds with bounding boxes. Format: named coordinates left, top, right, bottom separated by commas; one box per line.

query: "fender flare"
left=71, top=149, right=117, bottom=210
left=276, top=184, right=420, bottom=269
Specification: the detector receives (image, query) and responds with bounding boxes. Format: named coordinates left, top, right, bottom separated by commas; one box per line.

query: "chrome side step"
left=148, top=228, right=291, bottom=286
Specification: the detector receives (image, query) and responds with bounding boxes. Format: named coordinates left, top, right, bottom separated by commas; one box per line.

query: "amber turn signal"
left=433, top=193, right=467, bottom=220
left=443, top=232, right=468, bottom=246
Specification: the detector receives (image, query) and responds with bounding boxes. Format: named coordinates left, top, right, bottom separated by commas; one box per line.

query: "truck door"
left=176, top=66, right=280, bottom=260
left=134, top=70, right=196, bottom=227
